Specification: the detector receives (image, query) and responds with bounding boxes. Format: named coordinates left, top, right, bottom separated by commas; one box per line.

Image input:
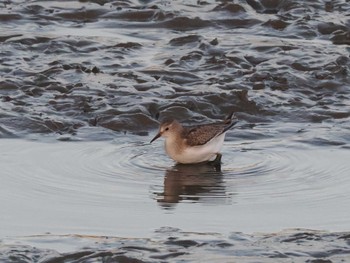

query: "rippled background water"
left=1, top=0, right=350, bottom=262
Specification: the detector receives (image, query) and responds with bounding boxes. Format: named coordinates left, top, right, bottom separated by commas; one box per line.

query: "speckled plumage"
left=183, top=121, right=235, bottom=146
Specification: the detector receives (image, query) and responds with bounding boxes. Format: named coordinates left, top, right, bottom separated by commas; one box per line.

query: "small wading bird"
left=150, top=112, right=237, bottom=164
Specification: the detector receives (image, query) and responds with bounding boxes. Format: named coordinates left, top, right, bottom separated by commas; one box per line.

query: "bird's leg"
left=208, top=153, right=222, bottom=171
left=214, top=153, right=222, bottom=163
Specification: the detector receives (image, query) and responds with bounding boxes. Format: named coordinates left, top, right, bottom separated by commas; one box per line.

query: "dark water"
left=1, top=229, right=350, bottom=262
left=1, top=0, right=349, bottom=140
left=1, top=0, right=350, bottom=262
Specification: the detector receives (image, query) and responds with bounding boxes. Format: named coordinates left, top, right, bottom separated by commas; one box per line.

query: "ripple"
left=1, top=138, right=350, bottom=237
left=2, top=138, right=349, bottom=207
left=0, top=137, right=176, bottom=208
left=221, top=141, right=349, bottom=204
left=1, top=0, right=350, bottom=245
left=1, top=0, right=349, bottom=140
left=2, top=229, right=350, bottom=263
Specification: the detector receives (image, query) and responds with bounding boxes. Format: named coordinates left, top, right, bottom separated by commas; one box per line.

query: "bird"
left=150, top=112, right=237, bottom=164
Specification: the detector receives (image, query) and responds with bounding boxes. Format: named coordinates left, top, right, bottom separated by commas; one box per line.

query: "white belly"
left=165, top=133, right=226, bottom=164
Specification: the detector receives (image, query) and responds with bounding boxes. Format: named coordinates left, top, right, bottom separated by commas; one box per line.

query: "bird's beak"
left=150, top=132, right=161, bottom=143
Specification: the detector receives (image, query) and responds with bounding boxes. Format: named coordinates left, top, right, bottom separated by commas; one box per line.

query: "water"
left=1, top=138, right=350, bottom=237
left=1, top=135, right=349, bottom=237
left=1, top=0, right=350, bottom=261
left=1, top=135, right=350, bottom=261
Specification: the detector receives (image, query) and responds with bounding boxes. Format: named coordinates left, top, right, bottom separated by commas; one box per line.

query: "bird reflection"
left=156, top=162, right=230, bottom=209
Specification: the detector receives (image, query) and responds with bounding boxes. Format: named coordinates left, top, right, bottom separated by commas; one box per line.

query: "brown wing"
left=183, top=124, right=227, bottom=146
left=183, top=113, right=238, bottom=146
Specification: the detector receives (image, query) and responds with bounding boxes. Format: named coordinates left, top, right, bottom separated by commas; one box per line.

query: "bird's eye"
left=165, top=127, right=169, bottom=131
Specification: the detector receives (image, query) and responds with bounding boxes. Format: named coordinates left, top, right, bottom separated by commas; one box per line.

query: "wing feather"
left=183, top=113, right=238, bottom=146
left=184, top=124, right=226, bottom=146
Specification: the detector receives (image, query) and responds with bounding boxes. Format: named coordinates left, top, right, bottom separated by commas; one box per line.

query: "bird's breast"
left=164, top=133, right=226, bottom=164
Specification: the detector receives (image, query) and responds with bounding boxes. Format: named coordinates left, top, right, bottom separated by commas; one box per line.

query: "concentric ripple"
left=222, top=141, right=349, bottom=204
left=1, top=137, right=169, bottom=206
left=0, top=137, right=349, bottom=237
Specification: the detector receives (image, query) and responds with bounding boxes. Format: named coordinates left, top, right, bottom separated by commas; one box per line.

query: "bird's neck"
left=164, top=132, right=185, bottom=155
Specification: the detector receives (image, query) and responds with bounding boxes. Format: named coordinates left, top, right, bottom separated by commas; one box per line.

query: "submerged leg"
left=213, top=153, right=222, bottom=164
left=208, top=153, right=222, bottom=171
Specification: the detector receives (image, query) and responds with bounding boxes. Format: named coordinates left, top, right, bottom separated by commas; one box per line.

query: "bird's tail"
left=223, top=111, right=238, bottom=131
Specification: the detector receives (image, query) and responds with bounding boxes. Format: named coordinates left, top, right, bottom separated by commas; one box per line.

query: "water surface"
left=1, top=0, right=350, bottom=261
left=1, top=135, right=349, bottom=237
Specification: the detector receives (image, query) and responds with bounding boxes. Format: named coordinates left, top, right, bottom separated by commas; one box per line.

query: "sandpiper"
left=150, top=112, right=237, bottom=164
